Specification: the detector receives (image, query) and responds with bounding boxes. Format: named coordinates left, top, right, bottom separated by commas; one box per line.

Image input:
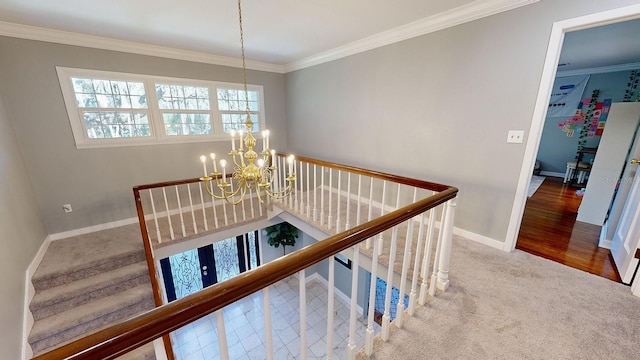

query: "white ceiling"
left=0, top=0, right=638, bottom=73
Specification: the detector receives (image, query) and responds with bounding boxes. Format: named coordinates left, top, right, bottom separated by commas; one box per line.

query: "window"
left=57, top=67, right=266, bottom=149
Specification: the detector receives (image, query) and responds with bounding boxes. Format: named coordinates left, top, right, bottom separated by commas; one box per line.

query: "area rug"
left=527, top=175, right=545, bottom=198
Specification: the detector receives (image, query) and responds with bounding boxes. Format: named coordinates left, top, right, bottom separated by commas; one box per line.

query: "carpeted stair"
left=28, top=224, right=156, bottom=358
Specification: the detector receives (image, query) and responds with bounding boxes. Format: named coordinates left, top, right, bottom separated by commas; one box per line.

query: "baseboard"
left=306, top=272, right=365, bottom=317
left=22, top=235, right=52, bottom=360
left=49, top=217, right=139, bottom=241
left=453, top=226, right=506, bottom=252
left=539, top=171, right=565, bottom=178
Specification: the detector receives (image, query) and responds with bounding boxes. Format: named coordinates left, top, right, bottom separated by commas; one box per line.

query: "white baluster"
left=298, top=161, right=304, bottom=213
left=326, top=258, right=335, bottom=360
left=328, top=168, right=333, bottom=229
left=299, top=269, right=308, bottom=360
left=355, top=175, right=362, bottom=227
left=198, top=183, right=209, bottom=232
left=263, top=287, right=274, bottom=360
left=148, top=190, right=162, bottom=243
left=409, top=211, right=426, bottom=315
left=436, top=198, right=456, bottom=291
left=210, top=182, right=219, bottom=229
left=291, top=159, right=296, bottom=209
left=429, top=203, right=447, bottom=297
left=162, top=187, right=174, bottom=240
left=241, top=186, right=247, bottom=222
left=365, top=178, right=374, bottom=249
left=306, top=162, right=311, bottom=218
left=175, top=186, right=186, bottom=237
left=320, top=166, right=325, bottom=226
left=377, top=181, right=387, bottom=255
left=230, top=181, right=238, bottom=223
left=313, top=164, right=318, bottom=221
left=365, top=234, right=380, bottom=356
left=336, top=170, right=342, bottom=233
left=215, top=309, right=229, bottom=360
left=187, top=184, right=197, bottom=234
left=381, top=226, right=398, bottom=341
left=249, top=188, right=255, bottom=219
left=347, top=246, right=360, bottom=360
left=221, top=186, right=229, bottom=226
left=397, top=188, right=418, bottom=322
left=258, top=188, right=263, bottom=217
left=345, top=172, right=352, bottom=231
left=419, top=199, right=437, bottom=305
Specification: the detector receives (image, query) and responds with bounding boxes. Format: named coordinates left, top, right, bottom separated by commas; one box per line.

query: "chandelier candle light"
left=199, top=0, right=295, bottom=205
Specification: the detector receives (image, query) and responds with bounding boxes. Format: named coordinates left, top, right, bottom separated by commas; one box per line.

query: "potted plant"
left=265, top=222, right=298, bottom=256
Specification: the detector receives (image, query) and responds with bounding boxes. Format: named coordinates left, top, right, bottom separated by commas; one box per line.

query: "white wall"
left=0, top=88, right=47, bottom=359
left=284, top=0, right=640, bottom=243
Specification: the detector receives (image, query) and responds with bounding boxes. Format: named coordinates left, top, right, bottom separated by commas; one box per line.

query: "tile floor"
left=172, top=276, right=380, bottom=359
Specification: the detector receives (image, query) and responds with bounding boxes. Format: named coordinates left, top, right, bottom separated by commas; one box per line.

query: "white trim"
left=557, top=61, right=640, bottom=77
left=451, top=227, right=505, bottom=251
left=285, top=0, right=539, bottom=72
left=305, top=272, right=364, bottom=317
left=48, top=217, right=139, bottom=241
left=56, top=67, right=267, bottom=149
left=22, top=235, right=52, bottom=360
left=632, top=270, right=640, bottom=297
left=0, top=21, right=284, bottom=74
left=506, top=4, right=640, bottom=253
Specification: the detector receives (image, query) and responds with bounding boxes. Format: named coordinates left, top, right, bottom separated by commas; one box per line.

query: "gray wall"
left=538, top=70, right=639, bottom=174
left=284, top=0, right=640, bottom=242
left=0, top=89, right=47, bottom=358
left=0, top=36, right=287, bottom=234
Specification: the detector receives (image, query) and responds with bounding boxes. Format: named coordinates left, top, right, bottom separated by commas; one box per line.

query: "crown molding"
left=0, top=0, right=538, bottom=75
left=0, top=21, right=286, bottom=74
left=556, top=61, right=640, bottom=77
left=284, top=0, right=540, bottom=72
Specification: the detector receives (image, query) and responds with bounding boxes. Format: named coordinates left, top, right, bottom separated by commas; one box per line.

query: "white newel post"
left=437, top=198, right=456, bottom=291
left=215, top=310, right=229, bottom=360
left=263, top=287, right=274, bottom=360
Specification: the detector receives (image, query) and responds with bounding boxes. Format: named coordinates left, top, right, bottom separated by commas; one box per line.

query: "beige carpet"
left=369, top=236, right=640, bottom=359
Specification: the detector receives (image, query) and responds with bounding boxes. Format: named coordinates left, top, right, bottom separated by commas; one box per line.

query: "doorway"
left=507, top=5, right=640, bottom=256
left=160, top=230, right=260, bottom=302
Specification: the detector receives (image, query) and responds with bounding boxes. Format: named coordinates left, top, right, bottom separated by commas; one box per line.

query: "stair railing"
left=34, top=155, right=458, bottom=360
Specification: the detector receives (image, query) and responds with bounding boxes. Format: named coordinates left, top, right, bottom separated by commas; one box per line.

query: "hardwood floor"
left=516, top=176, right=622, bottom=282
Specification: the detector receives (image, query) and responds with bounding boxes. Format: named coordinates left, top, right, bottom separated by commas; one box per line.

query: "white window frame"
left=56, top=67, right=267, bottom=149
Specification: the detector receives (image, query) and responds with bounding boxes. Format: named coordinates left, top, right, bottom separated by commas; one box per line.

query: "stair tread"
left=33, top=224, right=145, bottom=284
left=29, top=283, right=153, bottom=343
left=31, top=261, right=149, bottom=310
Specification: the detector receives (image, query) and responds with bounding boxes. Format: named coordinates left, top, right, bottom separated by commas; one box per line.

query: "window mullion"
left=145, top=79, right=165, bottom=138
left=210, top=86, right=224, bottom=135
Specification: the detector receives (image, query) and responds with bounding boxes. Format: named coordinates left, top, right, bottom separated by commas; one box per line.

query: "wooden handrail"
left=34, top=185, right=457, bottom=360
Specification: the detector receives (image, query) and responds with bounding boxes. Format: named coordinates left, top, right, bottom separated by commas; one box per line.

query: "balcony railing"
left=33, top=154, right=458, bottom=360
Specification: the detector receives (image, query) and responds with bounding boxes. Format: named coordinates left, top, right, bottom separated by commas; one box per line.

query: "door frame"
left=505, top=4, right=640, bottom=252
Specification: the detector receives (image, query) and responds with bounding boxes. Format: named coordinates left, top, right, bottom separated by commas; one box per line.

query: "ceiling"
left=0, top=0, right=638, bottom=73
left=559, top=18, right=640, bottom=74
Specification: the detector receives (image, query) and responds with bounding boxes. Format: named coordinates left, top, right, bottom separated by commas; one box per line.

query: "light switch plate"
left=507, top=130, right=524, bottom=144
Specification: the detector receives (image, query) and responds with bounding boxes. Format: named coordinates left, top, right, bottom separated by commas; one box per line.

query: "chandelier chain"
left=237, top=0, right=250, bottom=113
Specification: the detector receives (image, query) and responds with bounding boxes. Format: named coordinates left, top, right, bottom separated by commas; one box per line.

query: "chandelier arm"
left=203, top=179, right=229, bottom=200
left=263, top=180, right=294, bottom=200
left=231, top=152, right=243, bottom=168
left=223, top=183, right=248, bottom=205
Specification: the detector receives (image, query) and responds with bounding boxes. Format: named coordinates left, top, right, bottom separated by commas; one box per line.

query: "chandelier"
left=199, top=0, right=295, bottom=204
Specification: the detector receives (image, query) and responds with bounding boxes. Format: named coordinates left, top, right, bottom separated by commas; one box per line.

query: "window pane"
left=221, top=113, right=259, bottom=133
left=155, top=84, right=210, bottom=110
left=83, top=111, right=150, bottom=138
left=168, top=248, right=204, bottom=299
left=163, top=113, right=211, bottom=136
left=247, top=232, right=258, bottom=269
left=72, top=77, right=147, bottom=109
left=213, top=238, right=240, bottom=282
